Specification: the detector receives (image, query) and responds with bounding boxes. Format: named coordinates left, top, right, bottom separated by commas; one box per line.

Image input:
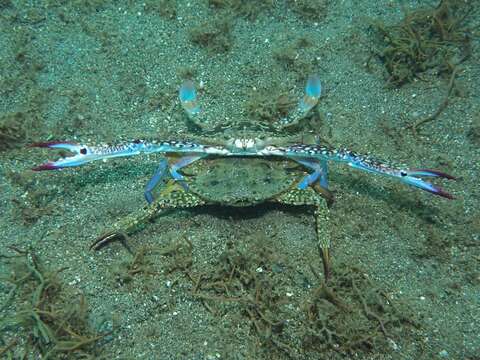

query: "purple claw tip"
left=432, top=186, right=454, bottom=200
left=29, top=141, right=75, bottom=148
left=32, top=163, right=59, bottom=171
left=30, top=142, right=57, bottom=148
left=414, top=168, right=456, bottom=180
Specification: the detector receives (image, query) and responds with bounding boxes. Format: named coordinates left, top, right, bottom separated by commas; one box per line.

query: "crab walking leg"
left=274, top=187, right=332, bottom=280
left=144, top=154, right=208, bottom=204
left=31, top=140, right=229, bottom=171
left=293, top=158, right=329, bottom=190
left=169, top=154, right=208, bottom=183
left=144, top=158, right=169, bottom=204
left=92, top=186, right=207, bottom=250
left=315, top=205, right=331, bottom=281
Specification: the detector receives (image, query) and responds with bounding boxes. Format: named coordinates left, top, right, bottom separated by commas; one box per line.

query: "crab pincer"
left=30, top=141, right=94, bottom=170
left=399, top=168, right=456, bottom=199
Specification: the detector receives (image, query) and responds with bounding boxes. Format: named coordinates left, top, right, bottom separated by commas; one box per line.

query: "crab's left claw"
left=30, top=142, right=95, bottom=171
left=400, top=169, right=455, bottom=199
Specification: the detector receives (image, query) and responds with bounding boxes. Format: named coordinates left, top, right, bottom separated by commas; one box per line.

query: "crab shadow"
left=188, top=202, right=314, bottom=222
left=334, top=172, right=445, bottom=225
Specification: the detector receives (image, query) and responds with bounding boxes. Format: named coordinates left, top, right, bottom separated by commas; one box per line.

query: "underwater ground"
left=0, top=0, right=479, bottom=359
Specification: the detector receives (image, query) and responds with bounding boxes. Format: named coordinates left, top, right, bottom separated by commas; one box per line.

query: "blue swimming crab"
left=31, top=76, right=454, bottom=279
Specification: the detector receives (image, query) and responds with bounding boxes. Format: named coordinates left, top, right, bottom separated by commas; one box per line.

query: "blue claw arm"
left=31, top=140, right=228, bottom=171
left=342, top=156, right=455, bottom=199
left=31, top=141, right=110, bottom=170
left=263, top=143, right=455, bottom=199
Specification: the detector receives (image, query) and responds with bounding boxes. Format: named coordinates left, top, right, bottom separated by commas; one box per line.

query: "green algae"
left=302, top=265, right=419, bottom=356
left=272, top=37, right=316, bottom=76
left=208, top=0, right=274, bottom=21
left=245, top=85, right=297, bottom=126
left=143, top=0, right=177, bottom=19
left=287, top=0, right=329, bottom=21
left=372, top=0, right=473, bottom=87
left=0, top=248, right=110, bottom=359
left=189, top=17, right=234, bottom=54
left=136, top=231, right=423, bottom=358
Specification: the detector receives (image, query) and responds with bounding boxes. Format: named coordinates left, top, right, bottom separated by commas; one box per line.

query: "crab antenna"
left=179, top=80, right=201, bottom=117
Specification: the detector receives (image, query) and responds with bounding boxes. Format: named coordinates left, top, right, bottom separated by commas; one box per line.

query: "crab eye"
left=400, top=171, right=407, bottom=177
left=80, top=148, right=87, bottom=155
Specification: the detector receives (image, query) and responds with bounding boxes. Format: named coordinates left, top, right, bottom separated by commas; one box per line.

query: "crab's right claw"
left=31, top=141, right=94, bottom=171
left=401, top=169, right=456, bottom=199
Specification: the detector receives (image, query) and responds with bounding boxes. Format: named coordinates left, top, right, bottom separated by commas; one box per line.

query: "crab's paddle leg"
left=179, top=80, right=208, bottom=126
left=276, top=75, right=322, bottom=129
left=299, top=74, right=322, bottom=113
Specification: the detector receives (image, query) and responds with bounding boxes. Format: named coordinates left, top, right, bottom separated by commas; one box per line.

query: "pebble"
left=439, top=349, right=449, bottom=358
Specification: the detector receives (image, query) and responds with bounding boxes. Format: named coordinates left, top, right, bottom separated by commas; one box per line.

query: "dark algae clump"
left=372, top=0, right=473, bottom=87
left=150, top=232, right=422, bottom=358
left=208, top=0, right=274, bottom=21
left=302, top=265, right=419, bottom=357
left=0, top=112, right=32, bottom=152
left=189, top=17, right=234, bottom=54
left=245, top=83, right=296, bottom=126
left=190, top=234, right=296, bottom=357
left=287, top=0, right=329, bottom=21
left=0, top=248, right=111, bottom=359
left=371, top=0, right=474, bottom=135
